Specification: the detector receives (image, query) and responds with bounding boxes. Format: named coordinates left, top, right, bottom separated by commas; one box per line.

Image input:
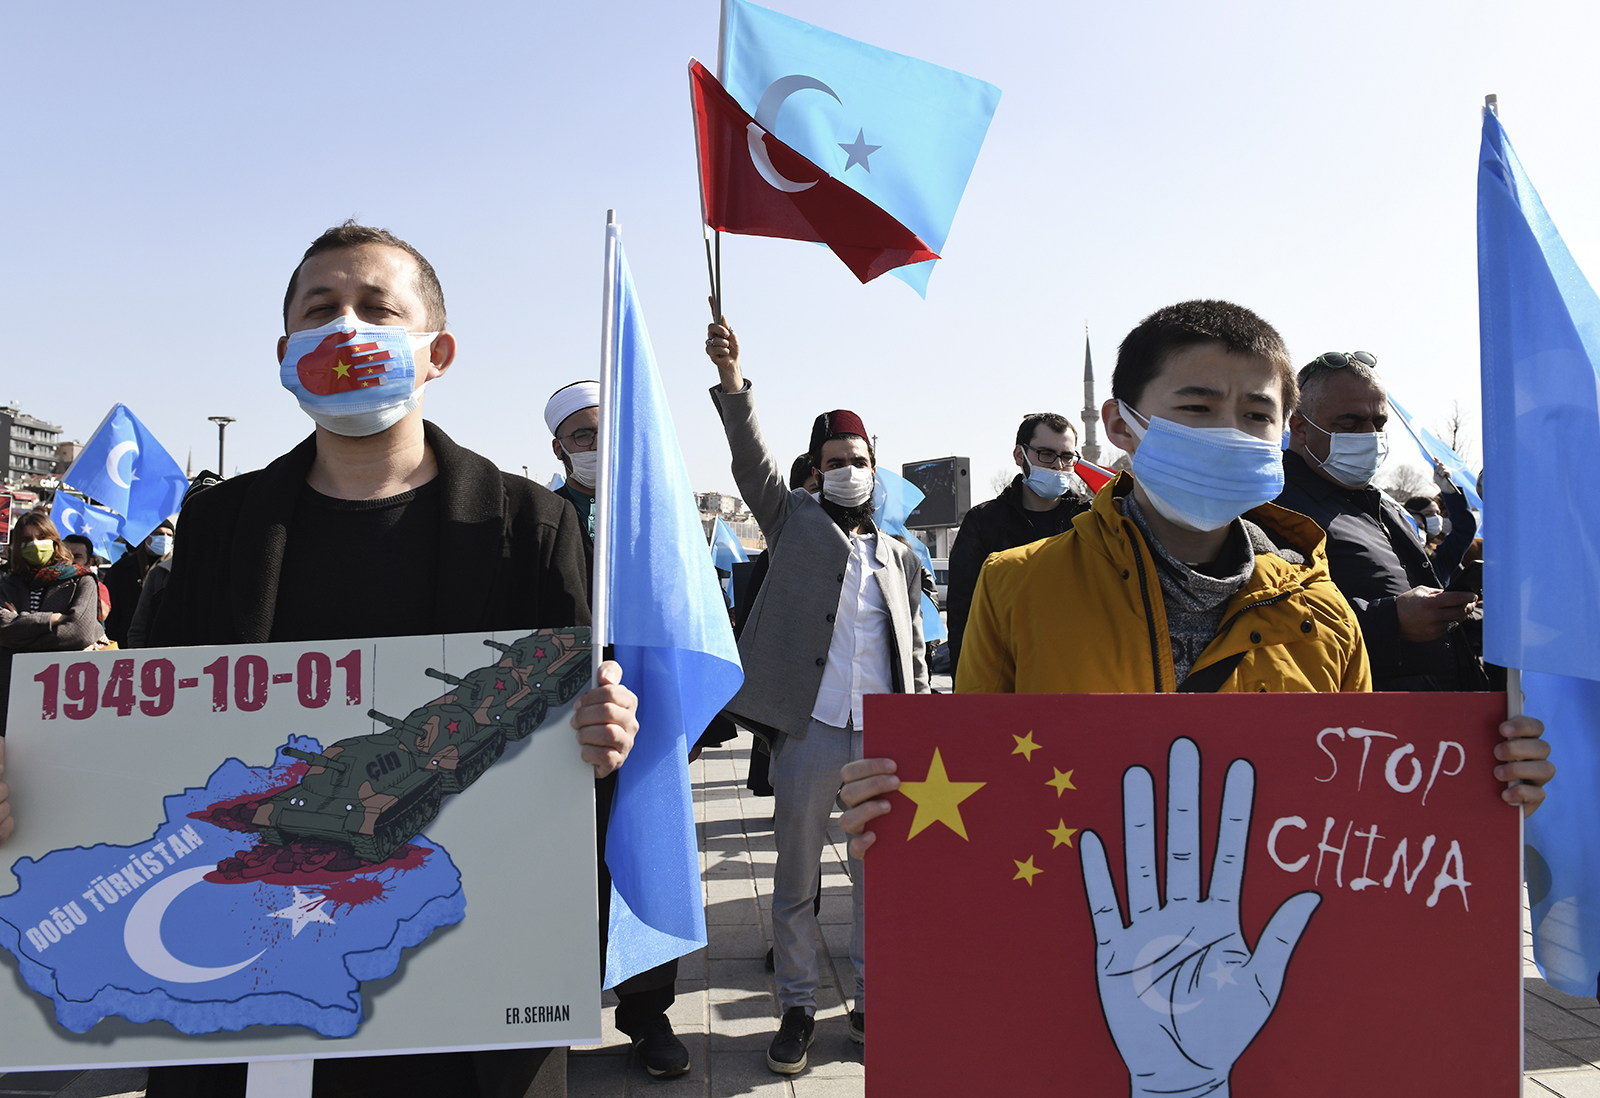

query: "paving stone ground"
left=0, top=737, right=1583, bottom=1097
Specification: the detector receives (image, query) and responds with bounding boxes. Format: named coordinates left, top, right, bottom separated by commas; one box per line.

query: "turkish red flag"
left=1077, top=458, right=1115, bottom=494
left=865, top=692, right=1520, bottom=1097
left=688, top=60, right=938, bottom=285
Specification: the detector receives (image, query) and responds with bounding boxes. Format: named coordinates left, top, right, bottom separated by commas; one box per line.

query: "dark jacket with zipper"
left=0, top=567, right=101, bottom=735
left=946, top=473, right=1090, bottom=678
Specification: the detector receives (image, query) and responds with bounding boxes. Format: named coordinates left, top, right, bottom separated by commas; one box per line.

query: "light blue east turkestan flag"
left=1386, top=394, right=1486, bottom=515
left=1478, top=106, right=1600, bottom=998
left=719, top=0, right=1000, bottom=296
left=873, top=466, right=947, bottom=643
left=62, top=405, right=187, bottom=546
left=709, top=517, right=750, bottom=608
left=50, top=493, right=126, bottom=563
left=598, top=223, right=744, bottom=987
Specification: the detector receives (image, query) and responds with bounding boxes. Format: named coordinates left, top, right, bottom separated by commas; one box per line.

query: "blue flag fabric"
left=719, top=0, right=1000, bottom=296
left=49, top=494, right=126, bottom=563
left=709, top=516, right=750, bottom=573
left=873, top=466, right=947, bottom=643
left=62, top=405, right=187, bottom=546
left=600, top=231, right=744, bottom=987
left=1386, top=395, right=1486, bottom=515
left=1478, top=108, right=1600, bottom=997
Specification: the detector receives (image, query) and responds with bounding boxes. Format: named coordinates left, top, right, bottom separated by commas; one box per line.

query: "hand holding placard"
left=1079, top=738, right=1320, bottom=1096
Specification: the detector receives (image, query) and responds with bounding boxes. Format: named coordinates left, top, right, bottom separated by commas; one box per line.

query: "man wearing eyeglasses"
left=546, top=381, right=601, bottom=562
left=945, top=413, right=1091, bottom=679
left=1276, top=352, right=1484, bottom=691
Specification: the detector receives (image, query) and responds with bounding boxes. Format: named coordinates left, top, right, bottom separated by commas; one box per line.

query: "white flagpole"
left=592, top=210, right=620, bottom=683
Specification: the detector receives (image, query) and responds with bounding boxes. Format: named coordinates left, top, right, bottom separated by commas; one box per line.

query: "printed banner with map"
left=0, top=629, right=602, bottom=1070
left=865, top=692, right=1522, bottom=1097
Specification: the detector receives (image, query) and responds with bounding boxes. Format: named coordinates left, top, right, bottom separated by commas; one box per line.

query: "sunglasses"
left=1298, top=350, right=1376, bottom=384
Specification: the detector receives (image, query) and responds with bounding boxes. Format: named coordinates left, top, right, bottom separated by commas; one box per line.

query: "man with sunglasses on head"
left=1276, top=351, right=1483, bottom=691
left=945, top=413, right=1091, bottom=679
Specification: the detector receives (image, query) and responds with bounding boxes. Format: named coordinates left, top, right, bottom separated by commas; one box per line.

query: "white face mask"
left=1304, top=420, right=1389, bottom=488
left=1423, top=514, right=1443, bottom=536
left=1023, top=457, right=1076, bottom=501
left=563, top=445, right=599, bottom=489
left=147, top=535, right=174, bottom=557
left=821, top=465, right=874, bottom=508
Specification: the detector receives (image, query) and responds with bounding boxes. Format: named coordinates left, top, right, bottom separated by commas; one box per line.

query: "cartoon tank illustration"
left=255, top=628, right=591, bottom=863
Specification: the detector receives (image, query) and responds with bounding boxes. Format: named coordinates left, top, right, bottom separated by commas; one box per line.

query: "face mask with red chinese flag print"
left=280, top=317, right=439, bottom=437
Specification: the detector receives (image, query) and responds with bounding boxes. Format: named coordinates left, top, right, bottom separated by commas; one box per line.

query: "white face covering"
left=821, top=465, right=874, bottom=508
left=1304, top=420, right=1390, bottom=488
left=563, top=446, right=599, bottom=489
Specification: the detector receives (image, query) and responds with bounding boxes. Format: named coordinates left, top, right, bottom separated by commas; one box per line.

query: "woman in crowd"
left=0, top=511, right=101, bottom=733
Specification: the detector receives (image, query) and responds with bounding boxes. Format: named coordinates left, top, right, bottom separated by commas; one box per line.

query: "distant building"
left=697, top=491, right=764, bottom=551
left=1080, top=330, right=1101, bottom=465
left=54, top=439, right=82, bottom=476
left=0, top=405, right=64, bottom=485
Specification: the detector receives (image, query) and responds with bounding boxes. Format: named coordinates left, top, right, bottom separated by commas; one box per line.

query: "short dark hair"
left=1404, top=495, right=1440, bottom=515
left=1016, top=413, right=1076, bottom=449
left=1113, top=300, right=1297, bottom=415
left=789, top=454, right=814, bottom=489
left=282, top=220, right=447, bottom=332
left=62, top=534, right=95, bottom=556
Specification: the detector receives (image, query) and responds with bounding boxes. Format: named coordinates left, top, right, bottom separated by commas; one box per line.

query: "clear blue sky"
left=5, top=0, right=1598, bottom=501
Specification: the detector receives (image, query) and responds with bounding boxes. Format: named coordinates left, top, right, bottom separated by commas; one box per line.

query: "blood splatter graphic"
left=322, top=876, right=388, bottom=914
left=206, top=841, right=428, bottom=887
left=189, top=762, right=309, bottom=833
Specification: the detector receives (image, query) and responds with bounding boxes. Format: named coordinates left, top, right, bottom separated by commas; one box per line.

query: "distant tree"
left=1378, top=462, right=1432, bottom=503
left=989, top=468, right=1014, bottom=499
left=1438, top=401, right=1476, bottom=465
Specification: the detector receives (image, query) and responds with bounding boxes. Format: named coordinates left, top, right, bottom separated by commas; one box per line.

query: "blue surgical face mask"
left=280, top=317, right=439, bottom=438
left=147, top=534, right=173, bottom=557
left=1024, top=458, right=1076, bottom=501
left=1119, top=401, right=1285, bottom=532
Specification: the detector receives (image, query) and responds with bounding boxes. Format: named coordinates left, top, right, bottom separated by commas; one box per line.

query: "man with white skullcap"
left=545, top=381, right=600, bottom=555
left=543, top=378, right=693, bottom=1079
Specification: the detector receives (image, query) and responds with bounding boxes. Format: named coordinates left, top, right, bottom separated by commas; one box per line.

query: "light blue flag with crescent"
left=718, top=0, right=1000, bottom=296
left=598, top=223, right=744, bottom=987
left=62, top=405, right=187, bottom=546
left=873, top=466, right=947, bottom=643
left=709, top=517, right=749, bottom=573
left=1386, top=395, right=1485, bottom=514
left=50, top=493, right=126, bottom=563
left=1478, top=106, right=1600, bottom=997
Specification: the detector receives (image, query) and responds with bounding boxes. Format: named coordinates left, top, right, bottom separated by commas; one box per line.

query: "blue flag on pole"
left=62, top=405, right=187, bottom=546
left=709, top=516, right=750, bottom=573
left=49, top=494, right=126, bottom=563
left=719, top=0, right=1000, bottom=296
left=1478, top=107, right=1600, bottom=997
left=873, top=466, right=947, bottom=643
left=598, top=224, right=744, bottom=987
left=1386, top=395, right=1486, bottom=514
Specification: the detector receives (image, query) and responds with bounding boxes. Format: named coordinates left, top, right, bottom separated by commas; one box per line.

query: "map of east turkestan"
left=0, top=737, right=464, bottom=1037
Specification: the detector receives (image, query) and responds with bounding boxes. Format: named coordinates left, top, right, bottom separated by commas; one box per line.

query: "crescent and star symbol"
left=270, top=886, right=337, bottom=938
left=747, top=75, right=883, bottom=193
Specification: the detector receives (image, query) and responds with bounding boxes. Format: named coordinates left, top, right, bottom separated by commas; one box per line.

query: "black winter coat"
left=946, top=474, right=1090, bottom=678
left=0, top=567, right=100, bottom=735
left=150, top=422, right=591, bottom=647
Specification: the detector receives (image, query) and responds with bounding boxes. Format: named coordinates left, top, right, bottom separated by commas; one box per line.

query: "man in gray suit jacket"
left=705, top=319, right=928, bottom=1075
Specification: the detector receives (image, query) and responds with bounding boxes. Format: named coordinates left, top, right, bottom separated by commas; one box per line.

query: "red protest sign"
left=865, top=692, right=1521, bottom=1096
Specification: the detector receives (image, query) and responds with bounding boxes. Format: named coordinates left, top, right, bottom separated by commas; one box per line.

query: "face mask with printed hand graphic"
left=280, top=317, right=439, bottom=437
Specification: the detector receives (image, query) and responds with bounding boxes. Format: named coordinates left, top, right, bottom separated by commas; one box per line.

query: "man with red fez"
left=704, top=320, right=929, bottom=1074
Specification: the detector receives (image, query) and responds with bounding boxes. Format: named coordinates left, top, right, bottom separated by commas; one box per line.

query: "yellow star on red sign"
left=899, top=748, right=985, bottom=840
left=1047, top=820, right=1078, bottom=848
left=1046, top=767, right=1076, bottom=796
left=1013, top=856, right=1043, bottom=885
left=1011, top=731, right=1041, bottom=761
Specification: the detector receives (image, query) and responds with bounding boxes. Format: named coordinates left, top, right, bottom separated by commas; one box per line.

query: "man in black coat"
left=1274, top=352, right=1484, bottom=691
left=146, top=220, right=639, bottom=1098
left=945, top=412, right=1091, bottom=678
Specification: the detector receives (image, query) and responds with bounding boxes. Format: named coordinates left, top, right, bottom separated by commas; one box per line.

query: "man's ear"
left=551, top=436, right=566, bottom=463
left=1102, top=398, right=1139, bottom=455
left=276, top=335, right=288, bottom=364
left=423, top=332, right=458, bottom=382
left=1012, top=444, right=1027, bottom=471
left=1286, top=411, right=1308, bottom=451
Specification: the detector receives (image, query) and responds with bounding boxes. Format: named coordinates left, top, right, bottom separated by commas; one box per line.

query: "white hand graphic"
left=1079, top=737, right=1320, bottom=1098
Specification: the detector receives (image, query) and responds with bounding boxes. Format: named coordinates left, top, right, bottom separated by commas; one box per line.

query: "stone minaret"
left=1080, top=328, right=1102, bottom=464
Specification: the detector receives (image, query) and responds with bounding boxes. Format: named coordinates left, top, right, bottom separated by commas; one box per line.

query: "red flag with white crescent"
left=689, top=59, right=938, bottom=285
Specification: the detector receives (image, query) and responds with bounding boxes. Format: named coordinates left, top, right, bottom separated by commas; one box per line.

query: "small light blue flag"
left=873, top=466, right=946, bottom=642
left=1478, top=107, right=1600, bottom=997
left=1386, top=395, right=1485, bottom=514
left=50, top=493, right=126, bottom=563
left=62, top=405, right=187, bottom=546
left=709, top=516, right=750, bottom=573
left=599, top=226, right=744, bottom=987
left=719, top=0, right=1000, bottom=296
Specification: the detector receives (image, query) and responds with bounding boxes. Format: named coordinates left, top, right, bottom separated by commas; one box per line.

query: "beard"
left=820, top=495, right=875, bottom=533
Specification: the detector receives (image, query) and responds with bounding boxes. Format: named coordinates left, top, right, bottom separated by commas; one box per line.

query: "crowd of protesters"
left=0, top=224, right=1558, bottom=1097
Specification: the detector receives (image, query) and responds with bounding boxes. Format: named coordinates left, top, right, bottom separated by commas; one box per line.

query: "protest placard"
left=0, top=628, right=601, bottom=1070
left=866, top=691, right=1520, bottom=1096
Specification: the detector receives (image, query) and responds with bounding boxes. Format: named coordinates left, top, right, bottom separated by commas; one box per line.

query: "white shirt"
left=811, top=531, right=893, bottom=730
